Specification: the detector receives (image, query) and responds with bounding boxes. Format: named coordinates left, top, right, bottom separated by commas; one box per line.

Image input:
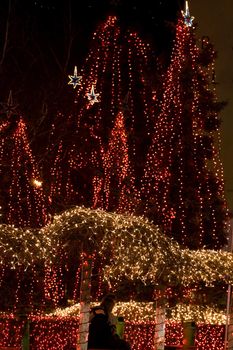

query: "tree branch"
left=0, top=0, right=12, bottom=66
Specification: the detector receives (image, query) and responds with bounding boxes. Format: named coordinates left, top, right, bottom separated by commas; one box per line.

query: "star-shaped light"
left=0, top=90, right=18, bottom=118
left=181, top=1, right=194, bottom=27
left=86, top=84, right=100, bottom=105
left=68, top=66, right=82, bottom=89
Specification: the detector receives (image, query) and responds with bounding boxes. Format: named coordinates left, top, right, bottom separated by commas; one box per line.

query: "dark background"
left=0, top=0, right=184, bottom=125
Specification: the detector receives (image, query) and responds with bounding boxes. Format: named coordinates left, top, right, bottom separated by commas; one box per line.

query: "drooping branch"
left=0, top=0, right=12, bottom=67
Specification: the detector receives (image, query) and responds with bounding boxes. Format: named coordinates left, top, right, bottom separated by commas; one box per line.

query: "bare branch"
left=0, top=0, right=12, bottom=66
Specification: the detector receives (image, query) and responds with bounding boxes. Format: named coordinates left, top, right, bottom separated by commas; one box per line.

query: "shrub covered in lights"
left=41, top=207, right=233, bottom=292
left=0, top=206, right=233, bottom=309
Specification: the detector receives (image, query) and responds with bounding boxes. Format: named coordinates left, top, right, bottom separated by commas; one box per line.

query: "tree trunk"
left=77, top=253, right=92, bottom=350
left=226, top=285, right=233, bottom=350
left=154, top=300, right=166, bottom=350
left=225, top=219, right=233, bottom=350
left=22, top=319, right=30, bottom=350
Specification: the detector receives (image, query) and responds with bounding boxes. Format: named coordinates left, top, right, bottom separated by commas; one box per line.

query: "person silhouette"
left=88, top=294, right=131, bottom=350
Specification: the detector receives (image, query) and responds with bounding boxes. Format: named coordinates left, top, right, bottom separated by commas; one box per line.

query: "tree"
left=94, top=111, right=139, bottom=213
left=47, top=16, right=155, bottom=213
left=0, top=108, right=48, bottom=228
left=141, top=6, right=229, bottom=249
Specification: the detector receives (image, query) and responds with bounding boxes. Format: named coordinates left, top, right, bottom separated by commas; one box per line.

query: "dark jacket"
left=88, top=306, right=118, bottom=349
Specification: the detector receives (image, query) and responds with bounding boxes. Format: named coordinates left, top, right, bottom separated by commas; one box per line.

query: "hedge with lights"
left=0, top=224, right=54, bottom=268
left=48, top=301, right=226, bottom=325
left=1, top=206, right=232, bottom=289
left=41, top=206, right=233, bottom=289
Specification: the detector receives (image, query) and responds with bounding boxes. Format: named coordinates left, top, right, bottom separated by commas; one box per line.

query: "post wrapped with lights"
left=154, top=302, right=166, bottom=350
left=77, top=252, right=93, bottom=350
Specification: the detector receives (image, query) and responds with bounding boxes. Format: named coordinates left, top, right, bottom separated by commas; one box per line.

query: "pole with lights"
left=77, top=250, right=93, bottom=350
left=225, top=216, right=233, bottom=350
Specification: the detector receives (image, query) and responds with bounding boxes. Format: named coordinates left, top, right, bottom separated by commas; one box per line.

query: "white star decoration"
left=0, top=90, right=18, bottom=117
left=181, top=1, right=194, bottom=27
left=68, top=66, right=82, bottom=89
left=86, top=84, right=100, bottom=105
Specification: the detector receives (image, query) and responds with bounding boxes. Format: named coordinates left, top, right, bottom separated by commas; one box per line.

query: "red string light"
left=48, top=16, right=154, bottom=213
left=142, top=17, right=228, bottom=249
left=1, top=117, right=48, bottom=228
left=0, top=317, right=225, bottom=349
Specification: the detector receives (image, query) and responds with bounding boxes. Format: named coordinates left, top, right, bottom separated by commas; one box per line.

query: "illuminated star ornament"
left=0, top=90, right=18, bottom=118
left=181, top=1, right=194, bottom=27
left=68, top=66, right=82, bottom=89
left=86, top=84, right=100, bottom=105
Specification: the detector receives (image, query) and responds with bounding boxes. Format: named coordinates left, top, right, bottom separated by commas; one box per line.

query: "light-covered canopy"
left=1, top=206, right=232, bottom=287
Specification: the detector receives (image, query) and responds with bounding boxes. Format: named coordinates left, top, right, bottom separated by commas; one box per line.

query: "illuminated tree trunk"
left=154, top=300, right=166, bottom=350
left=225, top=287, right=233, bottom=350
left=77, top=253, right=92, bottom=350
left=225, top=219, right=233, bottom=350
left=227, top=290, right=233, bottom=350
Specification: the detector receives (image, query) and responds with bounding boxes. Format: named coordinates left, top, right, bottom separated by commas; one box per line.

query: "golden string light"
left=40, top=206, right=233, bottom=288
left=1, top=206, right=233, bottom=287
left=0, top=224, right=54, bottom=269
left=47, top=301, right=226, bottom=325
left=0, top=207, right=229, bottom=347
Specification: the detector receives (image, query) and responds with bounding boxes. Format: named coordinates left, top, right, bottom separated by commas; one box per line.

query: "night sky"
left=0, top=0, right=184, bottom=107
left=1, top=0, right=232, bottom=210
left=27, top=0, right=185, bottom=54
